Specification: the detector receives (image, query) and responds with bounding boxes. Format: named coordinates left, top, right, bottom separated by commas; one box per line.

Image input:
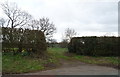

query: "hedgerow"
left=68, top=36, right=119, bottom=56
left=2, top=27, right=47, bottom=57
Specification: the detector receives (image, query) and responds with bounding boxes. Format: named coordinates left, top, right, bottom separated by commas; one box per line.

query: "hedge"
left=68, top=36, right=119, bottom=56
left=2, top=27, right=47, bottom=56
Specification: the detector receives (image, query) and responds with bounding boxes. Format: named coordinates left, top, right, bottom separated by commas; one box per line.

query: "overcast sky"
left=0, top=0, right=119, bottom=42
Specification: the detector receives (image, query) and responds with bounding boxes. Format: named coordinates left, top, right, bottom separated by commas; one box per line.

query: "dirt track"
left=24, top=59, right=118, bottom=75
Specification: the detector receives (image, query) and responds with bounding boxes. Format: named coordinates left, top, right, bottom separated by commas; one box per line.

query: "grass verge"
left=3, top=54, right=44, bottom=74
left=2, top=48, right=62, bottom=74
left=73, top=56, right=118, bottom=64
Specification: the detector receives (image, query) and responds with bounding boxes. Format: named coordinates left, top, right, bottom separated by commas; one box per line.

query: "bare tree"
left=64, top=28, right=76, bottom=42
left=0, top=18, right=5, bottom=27
left=49, top=39, right=57, bottom=43
left=1, top=2, right=32, bottom=28
left=1, top=2, right=32, bottom=53
left=60, top=39, right=68, bottom=48
left=28, top=19, right=39, bottom=30
left=37, top=17, right=56, bottom=41
left=0, top=18, right=11, bottom=27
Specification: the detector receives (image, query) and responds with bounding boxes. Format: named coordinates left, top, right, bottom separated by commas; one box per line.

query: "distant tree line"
left=68, top=36, right=119, bottom=56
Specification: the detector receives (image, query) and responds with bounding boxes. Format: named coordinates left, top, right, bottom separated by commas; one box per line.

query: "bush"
left=68, top=36, right=119, bottom=56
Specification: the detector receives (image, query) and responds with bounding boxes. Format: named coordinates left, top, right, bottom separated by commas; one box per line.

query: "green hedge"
left=68, top=36, right=119, bottom=56
left=2, top=27, right=47, bottom=56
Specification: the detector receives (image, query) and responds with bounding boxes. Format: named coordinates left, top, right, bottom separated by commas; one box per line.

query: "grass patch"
left=2, top=54, right=44, bottom=74
left=48, top=47, right=67, bottom=55
left=73, top=55, right=119, bottom=68
left=2, top=48, right=62, bottom=74
left=47, top=47, right=70, bottom=60
left=2, top=47, right=68, bottom=74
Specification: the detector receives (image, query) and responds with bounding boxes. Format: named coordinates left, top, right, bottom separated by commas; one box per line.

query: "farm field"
left=2, top=47, right=119, bottom=74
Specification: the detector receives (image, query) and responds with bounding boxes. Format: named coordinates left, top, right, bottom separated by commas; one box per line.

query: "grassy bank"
left=73, top=56, right=119, bottom=68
